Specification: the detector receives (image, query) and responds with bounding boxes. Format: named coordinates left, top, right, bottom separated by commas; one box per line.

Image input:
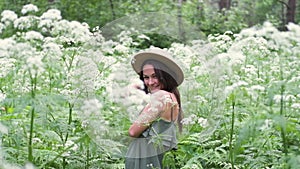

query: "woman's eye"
left=143, top=76, right=149, bottom=79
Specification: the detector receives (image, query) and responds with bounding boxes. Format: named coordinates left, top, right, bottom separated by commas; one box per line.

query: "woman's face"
left=142, top=64, right=162, bottom=93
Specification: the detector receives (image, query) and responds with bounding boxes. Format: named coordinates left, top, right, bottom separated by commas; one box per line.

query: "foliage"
left=0, top=3, right=300, bottom=169
left=1, top=0, right=299, bottom=37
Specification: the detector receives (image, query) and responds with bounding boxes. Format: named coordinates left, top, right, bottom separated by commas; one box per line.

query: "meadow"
left=0, top=4, right=300, bottom=169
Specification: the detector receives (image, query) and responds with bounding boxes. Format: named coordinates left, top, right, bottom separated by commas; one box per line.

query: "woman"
left=125, top=48, right=184, bottom=169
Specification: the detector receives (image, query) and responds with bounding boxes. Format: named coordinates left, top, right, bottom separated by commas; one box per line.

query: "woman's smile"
left=142, top=64, right=162, bottom=93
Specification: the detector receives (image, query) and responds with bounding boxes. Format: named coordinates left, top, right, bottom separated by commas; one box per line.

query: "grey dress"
left=125, top=118, right=178, bottom=169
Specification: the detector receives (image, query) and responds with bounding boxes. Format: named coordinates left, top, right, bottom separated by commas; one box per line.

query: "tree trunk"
left=109, top=0, right=116, bottom=20
left=286, top=0, right=296, bottom=23
left=196, top=0, right=204, bottom=29
left=219, top=0, right=231, bottom=10
left=177, top=0, right=186, bottom=42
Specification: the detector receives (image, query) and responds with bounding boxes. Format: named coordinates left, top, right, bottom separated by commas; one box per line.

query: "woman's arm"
left=128, top=90, right=172, bottom=137
left=128, top=105, right=151, bottom=137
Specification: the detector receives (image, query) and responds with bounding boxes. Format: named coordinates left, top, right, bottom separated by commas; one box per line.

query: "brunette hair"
left=139, top=60, right=183, bottom=133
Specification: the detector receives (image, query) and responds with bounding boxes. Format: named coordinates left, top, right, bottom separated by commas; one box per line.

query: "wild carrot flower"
left=14, top=16, right=39, bottom=30
left=0, top=57, right=16, bottom=78
left=291, top=103, right=300, bottom=109
left=25, top=54, right=45, bottom=76
left=1, top=10, right=18, bottom=25
left=24, top=31, right=44, bottom=41
left=21, top=4, right=38, bottom=15
left=40, top=9, right=62, bottom=20
left=81, top=98, right=103, bottom=117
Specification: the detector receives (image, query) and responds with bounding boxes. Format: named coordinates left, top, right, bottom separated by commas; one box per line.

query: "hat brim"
left=131, top=48, right=184, bottom=86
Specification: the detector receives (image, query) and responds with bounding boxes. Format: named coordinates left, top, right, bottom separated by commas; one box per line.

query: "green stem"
left=64, top=102, right=73, bottom=143
left=28, top=107, right=34, bottom=162
left=280, top=83, right=288, bottom=156
left=85, top=146, right=90, bottom=169
left=279, top=64, right=288, bottom=168
left=229, top=96, right=235, bottom=169
left=38, top=135, right=87, bottom=169
left=28, top=72, right=37, bottom=162
left=48, top=68, right=52, bottom=93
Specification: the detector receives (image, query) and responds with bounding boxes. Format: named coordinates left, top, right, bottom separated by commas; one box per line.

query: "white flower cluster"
left=25, top=54, right=45, bottom=76
left=208, top=32, right=234, bottom=52
left=246, top=85, right=265, bottom=100
left=273, top=94, right=296, bottom=104
left=70, top=56, right=100, bottom=95
left=224, top=81, right=248, bottom=97
left=1, top=10, right=18, bottom=25
left=23, top=31, right=44, bottom=41
left=291, top=103, right=300, bottom=109
left=62, top=140, right=79, bottom=157
left=21, top=4, right=39, bottom=15
left=0, top=57, right=16, bottom=78
left=80, top=98, right=103, bottom=117
left=40, top=9, right=62, bottom=20
left=181, top=114, right=209, bottom=128
left=259, top=119, right=273, bottom=131
left=42, top=41, right=63, bottom=60
left=14, top=15, right=39, bottom=30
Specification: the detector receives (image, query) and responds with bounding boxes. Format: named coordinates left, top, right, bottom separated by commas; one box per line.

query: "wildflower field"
left=0, top=4, right=300, bottom=169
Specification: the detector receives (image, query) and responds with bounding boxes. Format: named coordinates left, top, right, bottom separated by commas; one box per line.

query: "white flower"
left=1, top=10, right=18, bottom=25
left=40, top=9, right=62, bottom=20
left=0, top=57, right=16, bottom=78
left=25, top=54, right=45, bottom=76
left=288, top=76, right=300, bottom=83
left=273, top=94, right=296, bottom=104
left=250, top=85, right=265, bottom=91
left=65, top=140, right=78, bottom=151
left=0, top=22, right=4, bottom=33
left=21, top=4, right=38, bottom=15
left=24, top=163, right=35, bottom=169
left=181, top=114, right=197, bottom=125
left=81, top=98, right=102, bottom=117
left=0, top=38, right=16, bottom=51
left=273, top=95, right=282, bottom=103
left=114, top=44, right=129, bottom=53
left=242, top=65, right=258, bottom=75
left=32, top=138, right=42, bottom=144
left=285, top=95, right=296, bottom=102
left=259, top=119, right=273, bottom=131
left=291, top=103, right=300, bottom=109
left=42, top=42, right=62, bottom=59
left=198, top=117, right=208, bottom=128
left=24, top=31, right=44, bottom=41
left=14, top=16, right=38, bottom=30
left=224, top=81, right=248, bottom=96
left=286, top=22, right=300, bottom=34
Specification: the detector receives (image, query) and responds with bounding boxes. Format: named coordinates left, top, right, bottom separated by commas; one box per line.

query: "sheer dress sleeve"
left=134, top=90, right=177, bottom=126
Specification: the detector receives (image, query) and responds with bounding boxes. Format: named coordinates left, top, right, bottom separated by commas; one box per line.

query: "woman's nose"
left=148, top=77, right=155, bottom=84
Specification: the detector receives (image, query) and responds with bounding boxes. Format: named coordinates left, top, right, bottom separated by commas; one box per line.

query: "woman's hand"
left=128, top=90, right=168, bottom=137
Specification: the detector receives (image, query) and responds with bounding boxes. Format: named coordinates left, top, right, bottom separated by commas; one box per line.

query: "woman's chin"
left=150, top=89, right=160, bottom=93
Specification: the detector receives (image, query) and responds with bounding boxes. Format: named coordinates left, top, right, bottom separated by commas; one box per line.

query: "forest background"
left=1, top=0, right=299, bottom=43
left=0, top=0, right=300, bottom=169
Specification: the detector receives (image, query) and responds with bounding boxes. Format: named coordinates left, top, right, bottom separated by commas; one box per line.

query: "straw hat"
left=131, top=48, right=184, bottom=86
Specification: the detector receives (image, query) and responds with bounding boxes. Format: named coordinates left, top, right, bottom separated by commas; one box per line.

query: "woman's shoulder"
left=151, top=90, right=171, bottom=97
left=151, top=90, right=177, bottom=103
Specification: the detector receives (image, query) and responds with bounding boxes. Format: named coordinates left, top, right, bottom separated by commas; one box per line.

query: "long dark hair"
left=139, top=60, right=183, bottom=133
